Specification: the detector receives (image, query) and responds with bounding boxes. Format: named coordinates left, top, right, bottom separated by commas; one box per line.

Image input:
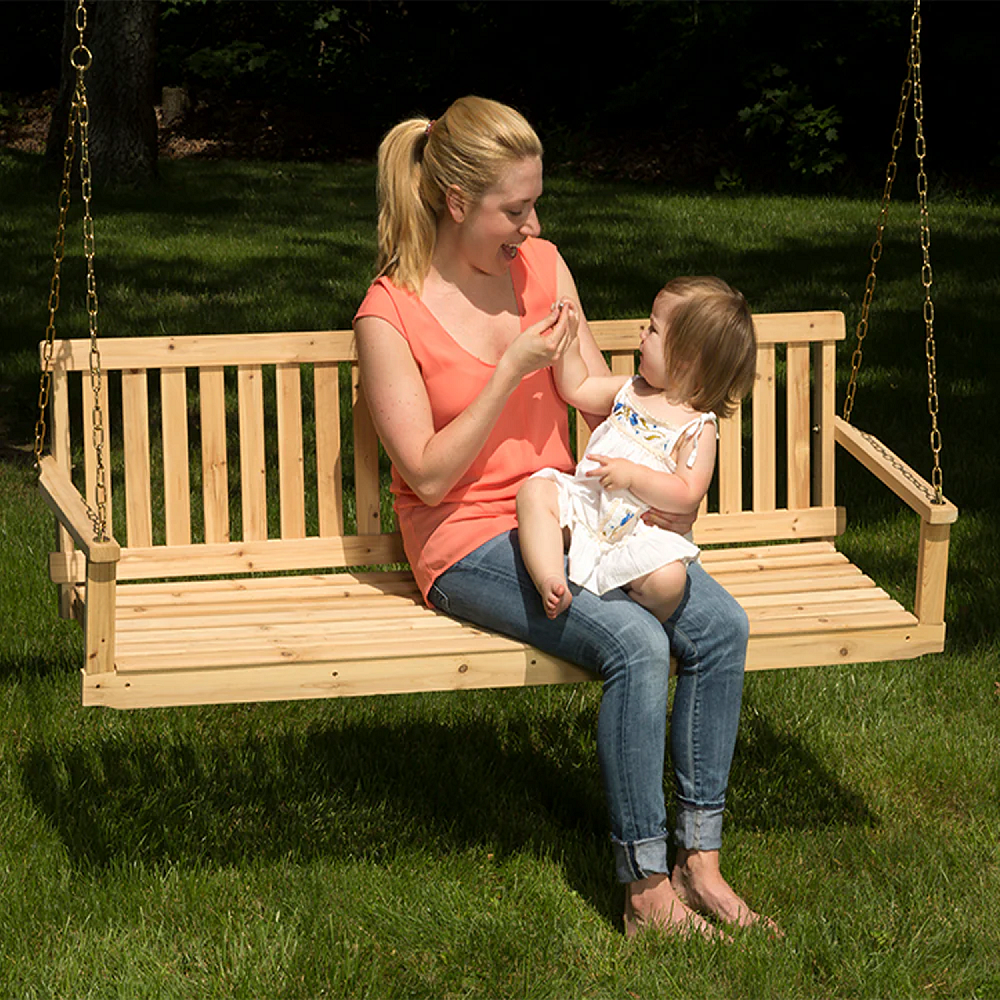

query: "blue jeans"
left=428, top=529, right=748, bottom=883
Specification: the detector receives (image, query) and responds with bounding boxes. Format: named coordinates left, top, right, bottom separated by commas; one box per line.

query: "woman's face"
left=454, top=156, right=543, bottom=276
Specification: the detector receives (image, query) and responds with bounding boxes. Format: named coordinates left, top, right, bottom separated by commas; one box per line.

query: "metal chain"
left=33, top=88, right=78, bottom=470
left=842, top=0, right=943, bottom=503
left=858, top=428, right=940, bottom=507
left=842, top=16, right=914, bottom=424
left=32, top=0, right=108, bottom=541
left=909, top=3, right=944, bottom=502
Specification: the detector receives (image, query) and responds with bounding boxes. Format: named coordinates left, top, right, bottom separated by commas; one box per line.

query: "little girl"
left=517, top=276, right=757, bottom=620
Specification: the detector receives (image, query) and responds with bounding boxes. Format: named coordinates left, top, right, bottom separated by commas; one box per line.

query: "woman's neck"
left=426, top=226, right=517, bottom=316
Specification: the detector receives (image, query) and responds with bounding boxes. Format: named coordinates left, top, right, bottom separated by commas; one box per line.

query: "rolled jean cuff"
left=674, top=804, right=725, bottom=852
left=611, top=835, right=669, bottom=883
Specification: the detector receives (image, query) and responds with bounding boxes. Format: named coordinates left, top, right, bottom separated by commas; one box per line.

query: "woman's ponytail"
left=375, top=118, right=438, bottom=293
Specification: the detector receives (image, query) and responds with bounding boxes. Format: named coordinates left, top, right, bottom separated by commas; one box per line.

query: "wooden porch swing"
left=36, top=0, right=956, bottom=709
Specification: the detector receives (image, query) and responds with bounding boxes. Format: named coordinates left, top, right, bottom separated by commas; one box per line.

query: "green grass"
left=2, top=149, right=999, bottom=999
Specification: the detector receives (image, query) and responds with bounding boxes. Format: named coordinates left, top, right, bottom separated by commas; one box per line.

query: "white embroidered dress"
left=530, top=377, right=716, bottom=596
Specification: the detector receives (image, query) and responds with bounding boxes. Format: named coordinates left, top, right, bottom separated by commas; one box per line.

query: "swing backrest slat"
left=752, top=342, right=777, bottom=511
left=198, top=366, right=229, bottom=543
left=237, top=364, right=267, bottom=542
left=786, top=343, right=812, bottom=508
left=718, top=401, right=743, bottom=514
left=161, top=367, right=191, bottom=545
left=122, top=369, right=153, bottom=547
left=314, top=361, right=344, bottom=537
left=276, top=362, right=306, bottom=539
left=813, top=340, right=837, bottom=508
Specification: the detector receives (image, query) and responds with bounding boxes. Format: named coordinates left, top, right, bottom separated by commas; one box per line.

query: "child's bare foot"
left=671, top=849, right=782, bottom=937
left=539, top=574, right=572, bottom=618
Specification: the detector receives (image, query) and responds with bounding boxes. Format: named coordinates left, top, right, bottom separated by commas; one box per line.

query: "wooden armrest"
left=37, top=455, right=120, bottom=563
left=833, top=417, right=958, bottom=525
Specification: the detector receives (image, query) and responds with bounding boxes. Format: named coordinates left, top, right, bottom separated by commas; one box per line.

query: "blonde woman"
left=354, top=96, right=773, bottom=938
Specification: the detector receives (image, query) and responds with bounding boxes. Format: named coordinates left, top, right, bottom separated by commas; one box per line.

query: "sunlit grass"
left=2, top=150, right=999, bottom=998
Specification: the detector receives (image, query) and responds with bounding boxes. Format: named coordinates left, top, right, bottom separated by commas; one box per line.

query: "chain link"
left=32, top=0, right=108, bottom=540
left=909, top=3, right=944, bottom=503
left=842, top=0, right=943, bottom=503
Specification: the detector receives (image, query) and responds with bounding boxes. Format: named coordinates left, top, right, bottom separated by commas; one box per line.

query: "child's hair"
left=655, top=276, right=757, bottom=418
left=375, top=96, right=543, bottom=293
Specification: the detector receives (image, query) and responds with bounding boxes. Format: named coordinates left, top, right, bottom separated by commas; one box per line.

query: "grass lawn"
left=1, top=149, right=998, bottom=999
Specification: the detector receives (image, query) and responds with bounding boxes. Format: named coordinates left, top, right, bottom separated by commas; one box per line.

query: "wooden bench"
left=37, top=311, right=957, bottom=709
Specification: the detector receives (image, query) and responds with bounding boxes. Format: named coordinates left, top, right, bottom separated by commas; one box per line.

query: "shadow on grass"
left=0, top=650, right=80, bottom=688
left=19, top=692, right=872, bottom=917
left=727, top=700, right=873, bottom=834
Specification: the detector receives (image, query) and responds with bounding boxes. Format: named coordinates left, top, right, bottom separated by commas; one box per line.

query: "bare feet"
left=539, top=574, right=572, bottom=619
left=624, top=873, right=731, bottom=942
left=671, top=848, right=782, bottom=937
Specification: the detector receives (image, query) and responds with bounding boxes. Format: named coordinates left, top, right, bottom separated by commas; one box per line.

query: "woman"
left=354, top=96, right=769, bottom=938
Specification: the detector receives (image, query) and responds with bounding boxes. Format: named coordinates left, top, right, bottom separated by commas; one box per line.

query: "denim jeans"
left=428, top=529, right=748, bottom=883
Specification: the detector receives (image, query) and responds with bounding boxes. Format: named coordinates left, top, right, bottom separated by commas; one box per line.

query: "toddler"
left=517, top=276, right=757, bottom=620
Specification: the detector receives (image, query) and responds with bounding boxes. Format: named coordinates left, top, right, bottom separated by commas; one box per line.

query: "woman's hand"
left=499, top=300, right=576, bottom=382
left=641, top=508, right=698, bottom=535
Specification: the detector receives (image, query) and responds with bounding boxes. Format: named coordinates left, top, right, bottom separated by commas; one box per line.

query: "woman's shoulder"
left=518, top=236, right=559, bottom=268
left=354, top=275, right=419, bottom=331
left=356, top=275, right=402, bottom=312
left=515, top=237, right=561, bottom=302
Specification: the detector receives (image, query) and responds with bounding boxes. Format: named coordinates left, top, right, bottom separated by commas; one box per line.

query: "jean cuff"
left=611, top=834, right=669, bottom=883
left=674, top=804, right=725, bottom=852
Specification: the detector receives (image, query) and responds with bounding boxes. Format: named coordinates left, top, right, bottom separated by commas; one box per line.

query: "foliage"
left=159, top=0, right=348, bottom=99
left=739, top=65, right=847, bottom=179
left=713, top=166, right=744, bottom=194
left=4, top=1, right=998, bottom=191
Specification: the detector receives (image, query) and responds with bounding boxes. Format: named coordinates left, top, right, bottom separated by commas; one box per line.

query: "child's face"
left=639, top=291, right=679, bottom=390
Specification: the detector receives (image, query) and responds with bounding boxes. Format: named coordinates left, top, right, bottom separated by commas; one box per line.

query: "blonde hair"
left=655, top=276, right=757, bottom=419
left=375, top=96, right=543, bottom=293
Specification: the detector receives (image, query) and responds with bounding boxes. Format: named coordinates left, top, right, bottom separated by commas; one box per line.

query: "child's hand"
left=555, top=298, right=580, bottom=342
left=585, top=454, right=634, bottom=492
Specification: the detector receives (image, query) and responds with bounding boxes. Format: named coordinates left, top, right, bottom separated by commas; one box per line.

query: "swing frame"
left=35, top=0, right=957, bottom=709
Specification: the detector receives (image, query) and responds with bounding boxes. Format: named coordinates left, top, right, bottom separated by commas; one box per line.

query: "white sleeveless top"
left=530, top=377, right=716, bottom=595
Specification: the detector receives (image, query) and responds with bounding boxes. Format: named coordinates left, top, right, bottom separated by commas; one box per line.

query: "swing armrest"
left=37, top=455, right=120, bottom=563
left=834, top=417, right=956, bottom=627
left=833, top=417, right=958, bottom=524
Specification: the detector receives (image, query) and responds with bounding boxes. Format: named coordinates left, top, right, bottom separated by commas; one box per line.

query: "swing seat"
left=38, top=311, right=958, bottom=709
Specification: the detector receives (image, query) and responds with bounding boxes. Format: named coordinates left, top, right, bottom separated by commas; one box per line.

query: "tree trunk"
left=45, top=0, right=158, bottom=186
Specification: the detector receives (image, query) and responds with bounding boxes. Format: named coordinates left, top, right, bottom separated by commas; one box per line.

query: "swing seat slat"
left=38, top=311, right=957, bottom=710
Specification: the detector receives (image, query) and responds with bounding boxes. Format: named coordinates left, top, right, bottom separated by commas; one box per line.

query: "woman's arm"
left=355, top=305, right=572, bottom=507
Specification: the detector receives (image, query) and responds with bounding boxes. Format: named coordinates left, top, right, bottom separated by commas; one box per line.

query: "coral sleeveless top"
left=354, top=237, right=575, bottom=602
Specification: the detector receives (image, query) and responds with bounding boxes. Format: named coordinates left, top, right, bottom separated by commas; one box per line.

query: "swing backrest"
left=44, top=311, right=846, bottom=587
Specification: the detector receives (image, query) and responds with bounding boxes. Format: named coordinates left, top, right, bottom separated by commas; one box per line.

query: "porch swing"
left=35, top=0, right=957, bottom=709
